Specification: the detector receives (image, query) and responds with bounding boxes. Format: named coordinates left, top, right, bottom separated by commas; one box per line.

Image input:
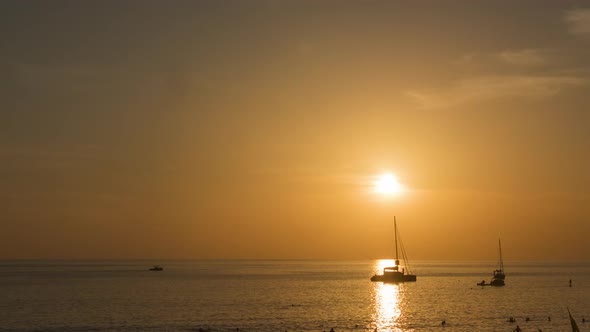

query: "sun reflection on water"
left=371, top=260, right=404, bottom=331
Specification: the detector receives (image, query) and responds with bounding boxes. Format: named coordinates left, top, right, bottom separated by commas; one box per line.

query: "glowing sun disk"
left=374, top=173, right=403, bottom=195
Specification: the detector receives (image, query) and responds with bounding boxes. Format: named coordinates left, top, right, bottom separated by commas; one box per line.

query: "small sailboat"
left=477, top=239, right=505, bottom=286
left=371, top=217, right=416, bottom=283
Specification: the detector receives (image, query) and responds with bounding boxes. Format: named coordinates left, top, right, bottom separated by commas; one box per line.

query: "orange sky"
left=1, top=1, right=589, bottom=260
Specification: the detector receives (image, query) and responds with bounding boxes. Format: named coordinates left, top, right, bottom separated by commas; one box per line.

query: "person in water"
left=514, top=325, right=522, bottom=332
left=441, top=320, right=446, bottom=327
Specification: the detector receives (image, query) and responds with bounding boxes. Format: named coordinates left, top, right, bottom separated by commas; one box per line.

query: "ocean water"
left=1, top=260, right=589, bottom=332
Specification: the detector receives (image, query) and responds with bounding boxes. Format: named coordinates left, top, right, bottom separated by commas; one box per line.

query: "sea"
left=1, top=260, right=589, bottom=332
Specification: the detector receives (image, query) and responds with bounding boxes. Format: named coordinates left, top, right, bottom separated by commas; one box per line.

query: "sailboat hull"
left=476, top=279, right=504, bottom=286
left=371, top=271, right=416, bottom=283
left=489, top=278, right=505, bottom=286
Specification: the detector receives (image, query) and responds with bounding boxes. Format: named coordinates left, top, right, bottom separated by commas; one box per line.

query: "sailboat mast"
left=498, top=239, right=504, bottom=271
left=394, top=216, right=399, bottom=260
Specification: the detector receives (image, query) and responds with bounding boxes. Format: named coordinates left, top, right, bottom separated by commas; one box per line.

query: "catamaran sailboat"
left=370, top=217, right=417, bottom=283
left=477, top=239, right=505, bottom=286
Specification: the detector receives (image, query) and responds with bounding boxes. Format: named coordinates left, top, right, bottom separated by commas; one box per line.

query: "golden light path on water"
left=371, top=259, right=404, bottom=331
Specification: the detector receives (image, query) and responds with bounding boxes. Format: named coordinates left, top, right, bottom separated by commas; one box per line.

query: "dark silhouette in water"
left=568, top=308, right=581, bottom=332
left=570, top=278, right=572, bottom=287
left=441, top=320, right=446, bottom=327
left=476, top=239, right=505, bottom=286
left=370, top=217, right=417, bottom=283
left=513, top=325, right=522, bottom=332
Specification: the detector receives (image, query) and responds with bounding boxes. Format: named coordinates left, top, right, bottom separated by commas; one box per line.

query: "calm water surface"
left=1, top=260, right=589, bottom=331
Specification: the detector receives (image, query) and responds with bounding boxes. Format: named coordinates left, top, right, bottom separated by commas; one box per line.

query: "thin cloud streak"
left=565, top=8, right=590, bottom=35
left=406, top=75, right=587, bottom=110
left=498, top=49, right=548, bottom=67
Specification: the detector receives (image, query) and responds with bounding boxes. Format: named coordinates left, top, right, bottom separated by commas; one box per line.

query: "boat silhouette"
left=370, top=217, right=416, bottom=283
left=477, top=239, right=505, bottom=286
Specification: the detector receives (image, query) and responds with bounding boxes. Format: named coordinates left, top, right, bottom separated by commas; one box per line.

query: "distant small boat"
left=149, top=265, right=163, bottom=271
left=370, top=217, right=416, bottom=283
left=477, top=239, right=505, bottom=287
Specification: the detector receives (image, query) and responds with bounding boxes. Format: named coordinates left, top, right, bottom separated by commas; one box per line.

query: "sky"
left=1, top=1, right=589, bottom=261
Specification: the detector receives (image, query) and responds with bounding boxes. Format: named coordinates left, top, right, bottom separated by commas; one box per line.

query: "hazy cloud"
left=565, top=8, right=590, bottom=35
left=454, top=49, right=550, bottom=68
left=406, top=75, right=586, bottom=110
left=498, top=49, right=547, bottom=66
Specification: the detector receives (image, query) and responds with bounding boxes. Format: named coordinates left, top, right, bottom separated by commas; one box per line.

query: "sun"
left=374, top=173, right=404, bottom=195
